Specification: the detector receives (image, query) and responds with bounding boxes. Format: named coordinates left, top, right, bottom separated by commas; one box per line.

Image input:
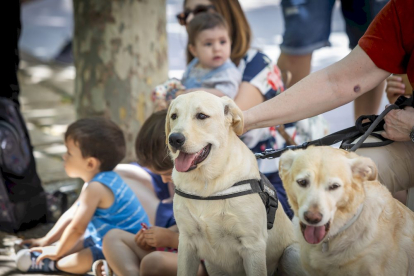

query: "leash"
left=255, top=95, right=413, bottom=159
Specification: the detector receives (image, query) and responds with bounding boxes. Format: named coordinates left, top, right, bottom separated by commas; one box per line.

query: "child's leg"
left=55, top=247, right=94, bottom=274
left=56, top=235, right=103, bottom=273
left=103, top=229, right=152, bottom=275
left=140, top=251, right=208, bottom=276
left=15, top=237, right=89, bottom=273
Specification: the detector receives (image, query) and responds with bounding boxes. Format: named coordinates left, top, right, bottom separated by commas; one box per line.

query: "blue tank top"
left=86, top=171, right=150, bottom=245
left=181, top=58, right=233, bottom=89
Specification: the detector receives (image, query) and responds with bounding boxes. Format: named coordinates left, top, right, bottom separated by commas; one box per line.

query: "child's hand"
left=134, top=229, right=154, bottom=251
left=30, top=246, right=60, bottom=265
left=21, top=237, right=49, bottom=248
left=143, top=226, right=175, bottom=248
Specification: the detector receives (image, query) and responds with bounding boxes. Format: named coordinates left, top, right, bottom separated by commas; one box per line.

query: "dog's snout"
left=169, top=132, right=186, bottom=149
left=304, top=211, right=323, bottom=224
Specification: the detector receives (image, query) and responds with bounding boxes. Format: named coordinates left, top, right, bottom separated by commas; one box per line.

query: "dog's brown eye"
left=196, top=113, right=209, bottom=120
left=296, top=179, right=308, bottom=188
left=328, top=184, right=340, bottom=191
left=171, top=113, right=177, bottom=120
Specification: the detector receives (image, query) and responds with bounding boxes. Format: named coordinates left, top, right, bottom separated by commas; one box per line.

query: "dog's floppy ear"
left=222, top=96, right=244, bottom=135
left=349, top=155, right=378, bottom=181
left=165, top=101, right=173, bottom=146
left=279, top=149, right=297, bottom=179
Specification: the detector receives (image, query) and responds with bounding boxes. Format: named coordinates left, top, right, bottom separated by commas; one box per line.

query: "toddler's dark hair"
left=187, top=12, right=229, bottom=46
left=65, top=117, right=126, bottom=171
left=135, top=109, right=173, bottom=172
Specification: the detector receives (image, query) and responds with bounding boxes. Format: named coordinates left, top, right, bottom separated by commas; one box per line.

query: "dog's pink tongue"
left=175, top=151, right=197, bottom=172
left=304, top=225, right=326, bottom=244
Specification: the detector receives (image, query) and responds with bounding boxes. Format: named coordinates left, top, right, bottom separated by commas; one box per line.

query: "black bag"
left=0, top=97, right=47, bottom=232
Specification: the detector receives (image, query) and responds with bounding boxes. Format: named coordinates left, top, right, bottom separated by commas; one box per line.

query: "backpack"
left=0, top=97, right=47, bottom=232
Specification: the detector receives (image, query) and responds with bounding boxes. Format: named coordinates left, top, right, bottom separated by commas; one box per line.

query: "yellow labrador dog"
left=279, top=146, right=414, bottom=276
left=166, top=91, right=306, bottom=276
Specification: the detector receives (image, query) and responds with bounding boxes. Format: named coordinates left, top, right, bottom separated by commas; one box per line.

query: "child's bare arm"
left=23, top=184, right=90, bottom=247
left=23, top=201, right=78, bottom=247
left=53, top=181, right=103, bottom=258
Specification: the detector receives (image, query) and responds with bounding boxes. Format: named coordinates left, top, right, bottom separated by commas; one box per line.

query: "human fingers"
left=386, top=85, right=405, bottom=95
left=387, top=75, right=403, bottom=82
left=135, top=231, right=144, bottom=245
left=21, top=239, right=33, bottom=245
left=145, top=237, right=156, bottom=247
left=30, top=247, right=42, bottom=253
left=386, top=77, right=405, bottom=94
left=21, top=239, right=36, bottom=248
left=35, top=253, right=48, bottom=265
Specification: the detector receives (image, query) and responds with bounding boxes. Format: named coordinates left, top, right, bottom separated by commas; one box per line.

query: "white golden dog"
left=166, top=91, right=306, bottom=276
left=279, top=146, right=414, bottom=276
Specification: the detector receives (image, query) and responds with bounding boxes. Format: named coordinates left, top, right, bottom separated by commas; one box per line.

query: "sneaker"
left=15, top=249, right=57, bottom=272
left=92, top=260, right=115, bottom=276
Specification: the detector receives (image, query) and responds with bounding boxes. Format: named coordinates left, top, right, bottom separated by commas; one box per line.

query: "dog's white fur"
left=166, top=91, right=306, bottom=276
left=279, top=146, right=414, bottom=276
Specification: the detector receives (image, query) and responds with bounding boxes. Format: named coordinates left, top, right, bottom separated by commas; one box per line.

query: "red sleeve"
left=358, top=0, right=410, bottom=74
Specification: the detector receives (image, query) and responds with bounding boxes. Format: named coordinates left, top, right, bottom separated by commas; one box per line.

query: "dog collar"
left=321, top=203, right=364, bottom=253
left=175, top=172, right=278, bottom=230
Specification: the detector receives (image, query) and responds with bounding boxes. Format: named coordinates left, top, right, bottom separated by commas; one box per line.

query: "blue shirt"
left=86, top=171, right=150, bottom=245
left=181, top=58, right=241, bottom=99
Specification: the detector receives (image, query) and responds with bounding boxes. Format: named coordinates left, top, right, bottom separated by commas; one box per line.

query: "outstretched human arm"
left=22, top=184, right=90, bottom=247
left=32, top=182, right=103, bottom=263
left=22, top=201, right=78, bottom=247
left=243, top=46, right=390, bottom=132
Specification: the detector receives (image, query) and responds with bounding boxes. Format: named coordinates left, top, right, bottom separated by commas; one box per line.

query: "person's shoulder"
left=88, top=171, right=120, bottom=191
left=243, top=48, right=271, bottom=63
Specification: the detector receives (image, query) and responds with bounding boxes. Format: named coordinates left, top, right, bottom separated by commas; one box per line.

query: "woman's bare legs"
left=103, top=229, right=152, bottom=275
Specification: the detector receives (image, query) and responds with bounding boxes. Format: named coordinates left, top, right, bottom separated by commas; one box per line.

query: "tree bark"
left=73, top=0, right=168, bottom=161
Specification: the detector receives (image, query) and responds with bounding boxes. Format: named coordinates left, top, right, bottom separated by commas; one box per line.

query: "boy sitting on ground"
left=16, top=117, right=150, bottom=274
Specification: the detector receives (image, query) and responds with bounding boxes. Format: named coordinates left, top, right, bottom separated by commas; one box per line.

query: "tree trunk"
left=73, top=0, right=168, bottom=161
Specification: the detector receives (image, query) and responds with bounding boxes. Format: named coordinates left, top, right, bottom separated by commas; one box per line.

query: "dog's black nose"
left=304, top=211, right=323, bottom=224
left=169, top=132, right=186, bottom=149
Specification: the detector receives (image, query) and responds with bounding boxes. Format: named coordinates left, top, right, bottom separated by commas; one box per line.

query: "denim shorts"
left=280, top=0, right=389, bottom=55
left=83, top=236, right=105, bottom=262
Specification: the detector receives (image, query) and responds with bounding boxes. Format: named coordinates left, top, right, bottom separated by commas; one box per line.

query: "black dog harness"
left=175, top=172, right=278, bottom=230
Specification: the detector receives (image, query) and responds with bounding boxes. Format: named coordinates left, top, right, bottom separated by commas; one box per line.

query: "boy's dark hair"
left=135, top=110, right=173, bottom=172
left=187, top=12, right=229, bottom=46
left=65, top=117, right=126, bottom=172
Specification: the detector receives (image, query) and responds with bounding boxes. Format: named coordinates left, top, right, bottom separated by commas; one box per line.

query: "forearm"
left=44, top=202, right=77, bottom=244
left=55, top=224, right=85, bottom=257
left=244, top=46, right=390, bottom=131
left=244, top=69, right=341, bottom=130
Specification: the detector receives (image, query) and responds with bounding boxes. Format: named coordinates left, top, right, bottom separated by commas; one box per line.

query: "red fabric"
left=358, top=0, right=414, bottom=87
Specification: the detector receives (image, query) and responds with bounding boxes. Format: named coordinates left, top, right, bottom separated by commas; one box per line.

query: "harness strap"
left=174, top=173, right=278, bottom=229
